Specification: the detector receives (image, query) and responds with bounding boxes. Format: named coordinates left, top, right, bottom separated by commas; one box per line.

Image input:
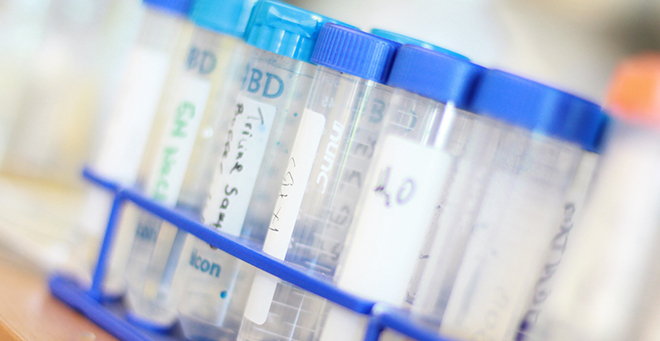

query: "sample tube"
left=121, top=0, right=257, bottom=329
left=238, top=24, right=401, bottom=341
left=367, top=29, right=475, bottom=310
left=515, top=112, right=607, bottom=340
left=74, top=0, right=194, bottom=298
left=530, top=55, right=660, bottom=341
left=418, top=70, right=603, bottom=341
left=318, top=44, right=484, bottom=341
left=175, top=2, right=350, bottom=340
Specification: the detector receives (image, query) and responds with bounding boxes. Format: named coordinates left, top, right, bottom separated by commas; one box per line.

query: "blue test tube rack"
left=47, top=166, right=456, bottom=341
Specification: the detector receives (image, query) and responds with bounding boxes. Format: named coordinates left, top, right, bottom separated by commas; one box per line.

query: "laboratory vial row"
left=63, top=0, right=614, bottom=340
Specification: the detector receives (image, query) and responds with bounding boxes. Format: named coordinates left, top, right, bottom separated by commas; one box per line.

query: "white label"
left=244, top=108, right=327, bottom=324
left=201, top=97, right=277, bottom=236
left=318, top=136, right=452, bottom=341
left=145, top=76, right=211, bottom=205
left=337, top=136, right=450, bottom=302
left=94, top=47, right=170, bottom=183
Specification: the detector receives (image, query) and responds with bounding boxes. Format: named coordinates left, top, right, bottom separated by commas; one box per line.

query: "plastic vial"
left=73, top=0, right=194, bottom=298
left=514, top=113, right=607, bottom=340
left=175, top=2, right=349, bottom=340
left=318, top=44, right=483, bottom=341
left=412, top=70, right=603, bottom=341
left=238, top=24, right=401, bottom=341
left=529, top=55, right=660, bottom=341
left=121, top=0, right=257, bottom=330
left=367, top=29, right=476, bottom=311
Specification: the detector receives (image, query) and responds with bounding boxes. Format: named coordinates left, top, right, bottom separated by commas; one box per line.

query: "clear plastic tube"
left=238, top=65, right=394, bottom=341
left=121, top=26, right=247, bottom=327
left=176, top=47, right=316, bottom=341
left=530, top=121, right=660, bottom=341
left=71, top=4, right=193, bottom=297
left=514, top=148, right=600, bottom=340
left=407, top=116, right=501, bottom=325
left=437, top=118, right=584, bottom=341
left=318, top=88, right=477, bottom=341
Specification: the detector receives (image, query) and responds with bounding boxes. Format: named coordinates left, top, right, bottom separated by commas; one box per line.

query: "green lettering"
left=172, top=102, right=195, bottom=137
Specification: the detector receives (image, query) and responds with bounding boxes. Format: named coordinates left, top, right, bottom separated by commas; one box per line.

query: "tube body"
left=319, top=89, right=477, bottom=341
left=177, top=48, right=316, bottom=341
left=238, top=66, right=393, bottom=341
left=122, top=27, right=247, bottom=327
left=74, top=6, right=192, bottom=296
left=434, top=118, right=584, bottom=341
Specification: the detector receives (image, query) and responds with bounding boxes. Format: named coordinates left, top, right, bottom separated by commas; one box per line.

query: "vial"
left=239, top=24, right=401, bottom=341
left=73, top=0, right=194, bottom=299
left=319, top=44, right=483, bottom=341
left=121, top=0, right=257, bottom=330
left=515, top=112, right=607, bottom=340
left=175, top=2, right=350, bottom=340
left=416, top=70, right=603, bottom=341
left=529, top=55, right=660, bottom=341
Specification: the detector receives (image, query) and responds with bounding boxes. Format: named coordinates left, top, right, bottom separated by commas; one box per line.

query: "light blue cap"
left=470, top=69, right=604, bottom=151
left=143, top=0, right=193, bottom=16
left=189, top=0, right=257, bottom=37
left=371, top=29, right=468, bottom=60
left=243, top=0, right=354, bottom=63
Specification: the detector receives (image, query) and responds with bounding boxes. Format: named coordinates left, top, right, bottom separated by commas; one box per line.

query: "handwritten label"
left=516, top=152, right=598, bottom=338
left=144, top=76, right=211, bottom=206
left=202, top=96, right=277, bottom=237
left=318, top=136, right=452, bottom=341
left=244, top=109, right=326, bottom=324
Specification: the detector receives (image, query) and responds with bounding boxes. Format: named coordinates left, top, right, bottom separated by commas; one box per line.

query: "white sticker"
left=201, top=97, right=277, bottom=237
left=145, top=76, right=211, bottom=205
left=244, top=108, right=327, bottom=324
left=336, top=136, right=450, bottom=303
left=95, top=47, right=170, bottom=183
left=318, top=136, right=452, bottom=341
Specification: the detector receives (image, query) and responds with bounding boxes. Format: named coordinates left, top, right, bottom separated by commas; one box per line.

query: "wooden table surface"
left=0, top=259, right=117, bottom=341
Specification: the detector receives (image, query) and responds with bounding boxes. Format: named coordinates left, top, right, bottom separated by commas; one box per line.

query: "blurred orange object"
left=606, top=54, right=660, bottom=126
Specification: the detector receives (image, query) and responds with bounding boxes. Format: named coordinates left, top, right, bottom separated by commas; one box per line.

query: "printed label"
left=244, top=109, right=327, bottom=324
left=202, top=97, right=277, bottom=237
left=95, top=47, right=170, bottom=182
left=145, top=76, right=211, bottom=205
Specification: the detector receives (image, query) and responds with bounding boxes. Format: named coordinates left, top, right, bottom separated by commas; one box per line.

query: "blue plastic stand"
left=47, top=167, right=456, bottom=341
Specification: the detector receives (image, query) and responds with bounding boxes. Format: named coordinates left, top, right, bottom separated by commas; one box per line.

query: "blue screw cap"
left=585, top=110, right=610, bottom=153
left=311, top=24, right=401, bottom=84
left=387, top=44, right=484, bottom=111
left=190, top=0, right=257, bottom=37
left=371, top=29, right=468, bottom=60
left=143, top=0, right=193, bottom=16
left=243, top=0, right=352, bottom=63
left=470, top=69, right=604, bottom=151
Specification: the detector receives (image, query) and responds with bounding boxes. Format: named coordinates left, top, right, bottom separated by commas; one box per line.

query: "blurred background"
left=0, top=0, right=656, bottom=272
